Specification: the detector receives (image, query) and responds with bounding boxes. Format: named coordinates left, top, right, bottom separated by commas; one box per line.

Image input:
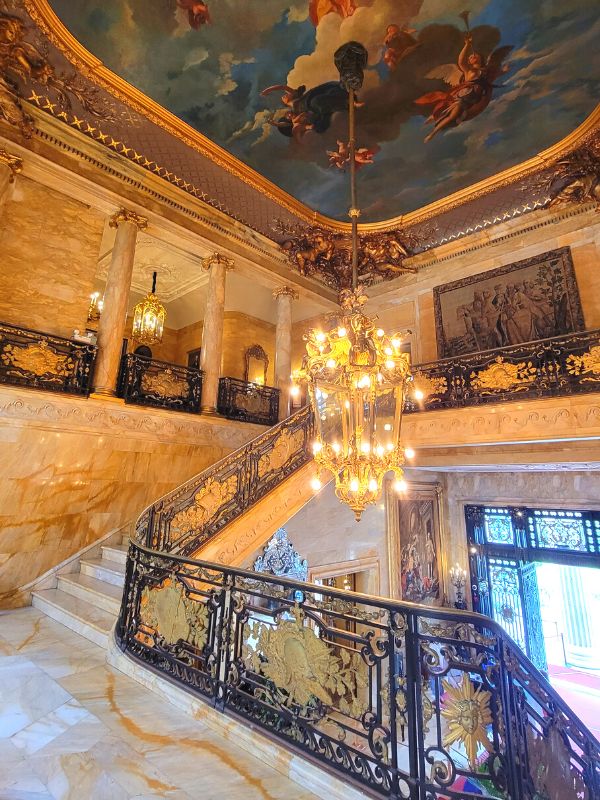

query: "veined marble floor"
left=0, top=608, right=319, bottom=800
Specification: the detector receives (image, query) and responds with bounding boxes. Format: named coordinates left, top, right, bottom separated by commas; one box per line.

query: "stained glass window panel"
left=483, top=511, right=514, bottom=546
left=531, top=511, right=587, bottom=552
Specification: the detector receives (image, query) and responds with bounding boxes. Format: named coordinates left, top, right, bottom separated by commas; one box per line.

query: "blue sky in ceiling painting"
left=51, top=0, right=599, bottom=222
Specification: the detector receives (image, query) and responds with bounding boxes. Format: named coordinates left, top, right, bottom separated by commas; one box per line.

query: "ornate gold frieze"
left=441, top=674, right=493, bottom=769
left=139, top=577, right=208, bottom=649
left=1, top=340, right=73, bottom=378
left=566, top=345, right=600, bottom=382
left=141, top=369, right=188, bottom=399
left=109, top=207, right=148, bottom=230
left=170, top=475, right=237, bottom=534
left=200, top=252, right=235, bottom=271
left=0, top=147, right=23, bottom=180
left=244, top=606, right=367, bottom=717
left=411, top=371, right=448, bottom=398
left=470, top=356, right=536, bottom=392
left=257, top=426, right=305, bottom=478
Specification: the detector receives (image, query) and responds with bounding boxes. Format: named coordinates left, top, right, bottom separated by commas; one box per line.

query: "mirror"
left=244, top=344, right=269, bottom=386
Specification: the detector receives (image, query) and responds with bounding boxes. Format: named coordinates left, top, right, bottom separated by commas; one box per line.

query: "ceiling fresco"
left=47, top=0, right=599, bottom=223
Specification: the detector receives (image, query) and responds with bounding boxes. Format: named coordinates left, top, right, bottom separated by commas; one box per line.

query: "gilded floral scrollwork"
left=170, top=475, right=237, bottom=534
left=411, top=371, right=448, bottom=399
left=139, top=578, right=208, bottom=649
left=566, top=346, right=600, bottom=383
left=470, top=356, right=536, bottom=392
left=142, top=369, right=188, bottom=398
left=1, top=341, right=73, bottom=379
left=258, top=427, right=305, bottom=478
left=244, top=606, right=367, bottom=718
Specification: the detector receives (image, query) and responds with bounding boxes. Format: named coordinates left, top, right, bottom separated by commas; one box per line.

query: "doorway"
left=465, top=504, right=600, bottom=739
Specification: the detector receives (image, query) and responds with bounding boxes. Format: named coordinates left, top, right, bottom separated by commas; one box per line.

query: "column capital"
left=201, top=252, right=235, bottom=272
left=109, top=208, right=148, bottom=231
left=0, top=148, right=23, bottom=182
left=273, top=285, right=299, bottom=301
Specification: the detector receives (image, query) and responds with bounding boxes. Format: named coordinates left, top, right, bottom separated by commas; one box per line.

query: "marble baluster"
left=93, top=209, right=148, bottom=396
left=0, top=148, right=23, bottom=211
left=200, top=252, right=234, bottom=414
left=273, top=286, right=298, bottom=421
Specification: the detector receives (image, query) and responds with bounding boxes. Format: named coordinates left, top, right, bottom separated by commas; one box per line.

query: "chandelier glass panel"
left=297, top=42, right=415, bottom=520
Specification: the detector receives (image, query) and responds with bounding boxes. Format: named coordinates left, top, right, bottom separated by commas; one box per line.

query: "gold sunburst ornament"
left=295, top=42, right=415, bottom=520
left=441, top=675, right=494, bottom=768
left=132, top=271, right=166, bottom=345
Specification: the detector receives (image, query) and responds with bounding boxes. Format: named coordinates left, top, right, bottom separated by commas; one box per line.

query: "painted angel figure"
left=327, top=140, right=377, bottom=169
left=177, top=1, right=211, bottom=29
left=415, top=33, right=512, bottom=143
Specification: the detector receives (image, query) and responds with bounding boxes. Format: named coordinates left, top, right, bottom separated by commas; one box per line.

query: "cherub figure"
left=309, top=0, right=356, bottom=27
left=415, top=31, right=512, bottom=142
left=383, top=24, right=420, bottom=70
left=327, top=140, right=377, bottom=170
left=261, top=81, right=351, bottom=141
left=177, top=1, right=211, bottom=29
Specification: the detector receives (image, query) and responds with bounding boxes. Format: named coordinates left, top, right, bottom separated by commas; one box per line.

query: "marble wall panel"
left=0, top=385, right=262, bottom=607
left=0, top=176, right=105, bottom=338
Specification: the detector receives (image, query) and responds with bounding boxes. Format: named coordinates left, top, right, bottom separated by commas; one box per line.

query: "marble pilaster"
left=93, top=209, right=148, bottom=396
left=200, top=252, right=234, bottom=414
left=0, top=148, right=23, bottom=210
left=273, top=286, right=298, bottom=421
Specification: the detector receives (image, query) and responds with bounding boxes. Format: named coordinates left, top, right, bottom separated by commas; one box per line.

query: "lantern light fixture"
left=295, top=41, right=416, bottom=521
left=132, top=271, right=166, bottom=345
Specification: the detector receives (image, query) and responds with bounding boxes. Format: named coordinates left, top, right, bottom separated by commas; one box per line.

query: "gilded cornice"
left=0, top=146, right=23, bottom=179
left=17, top=0, right=600, bottom=235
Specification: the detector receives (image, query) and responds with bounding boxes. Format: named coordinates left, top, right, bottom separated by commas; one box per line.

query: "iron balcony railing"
left=217, top=376, right=280, bottom=426
left=405, top=328, right=600, bottom=413
left=116, top=405, right=599, bottom=800
left=117, top=353, right=203, bottom=413
left=0, top=322, right=96, bottom=396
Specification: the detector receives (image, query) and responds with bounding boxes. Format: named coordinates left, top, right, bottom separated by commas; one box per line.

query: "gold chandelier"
left=296, top=42, right=415, bottom=520
left=132, top=271, right=166, bottom=345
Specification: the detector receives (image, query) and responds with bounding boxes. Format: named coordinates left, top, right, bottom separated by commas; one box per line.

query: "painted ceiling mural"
left=49, top=0, right=599, bottom=223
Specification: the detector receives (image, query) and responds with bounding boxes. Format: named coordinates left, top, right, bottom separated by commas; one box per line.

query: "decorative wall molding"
left=0, top=385, right=262, bottom=448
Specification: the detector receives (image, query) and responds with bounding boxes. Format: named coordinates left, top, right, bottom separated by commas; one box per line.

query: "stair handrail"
left=134, top=404, right=313, bottom=555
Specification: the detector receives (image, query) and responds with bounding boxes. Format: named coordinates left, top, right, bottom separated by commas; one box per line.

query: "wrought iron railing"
left=0, top=322, right=96, bottom=396
left=118, top=353, right=203, bottom=413
left=406, top=328, right=600, bottom=413
left=217, top=376, right=280, bottom=426
left=116, top=544, right=600, bottom=800
left=135, top=404, right=312, bottom=556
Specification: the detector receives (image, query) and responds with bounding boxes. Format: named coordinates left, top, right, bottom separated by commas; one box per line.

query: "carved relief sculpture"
left=139, top=577, right=208, bottom=649
left=141, top=368, right=188, bottom=399
left=470, top=356, right=537, bottom=392
left=1, top=340, right=73, bottom=379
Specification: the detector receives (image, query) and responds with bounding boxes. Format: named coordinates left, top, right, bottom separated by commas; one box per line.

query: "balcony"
left=117, top=353, right=203, bottom=414
left=217, top=376, right=280, bottom=426
left=0, top=322, right=96, bottom=396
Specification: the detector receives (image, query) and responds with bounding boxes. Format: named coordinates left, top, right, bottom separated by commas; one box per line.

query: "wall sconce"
left=450, top=563, right=467, bottom=609
left=87, top=292, right=104, bottom=322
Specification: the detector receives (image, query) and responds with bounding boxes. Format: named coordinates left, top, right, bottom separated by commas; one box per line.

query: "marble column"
left=93, top=208, right=148, bottom=396
left=273, top=286, right=298, bottom=420
left=0, top=148, right=23, bottom=210
left=200, top=252, right=234, bottom=414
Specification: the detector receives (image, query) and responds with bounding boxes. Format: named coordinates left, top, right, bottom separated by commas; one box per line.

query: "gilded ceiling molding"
left=109, top=207, right=148, bottom=230
left=0, top=146, right=23, bottom=179
left=21, top=0, right=600, bottom=235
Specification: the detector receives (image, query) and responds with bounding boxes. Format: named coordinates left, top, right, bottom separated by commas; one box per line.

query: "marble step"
left=58, top=572, right=123, bottom=615
left=79, top=557, right=126, bottom=587
left=31, top=588, right=116, bottom=648
left=101, top=543, right=129, bottom=566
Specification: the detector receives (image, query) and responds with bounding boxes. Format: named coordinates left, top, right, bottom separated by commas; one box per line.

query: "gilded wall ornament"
left=141, top=369, right=188, bottom=399
left=470, top=356, right=536, bottom=392
left=0, top=147, right=23, bottom=180
left=1, top=340, right=73, bottom=378
left=257, top=426, right=305, bottom=477
left=200, top=252, right=235, bottom=271
left=139, top=577, right=208, bottom=649
left=275, top=220, right=422, bottom=289
left=171, top=475, right=237, bottom=534
left=441, top=675, right=494, bottom=769
left=109, top=208, right=148, bottom=230
left=245, top=606, right=367, bottom=717
left=566, top=345, right=600, bottom=383
left=528, top=140, right=600, bottom=210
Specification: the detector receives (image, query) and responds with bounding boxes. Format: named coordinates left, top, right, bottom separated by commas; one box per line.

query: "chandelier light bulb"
left=375, top=445, right=385, bottom=457
left=414, top=389, right=424, bottom=401
left=405, top=447, right=415, bottom=459
left=384, top=423, right=392, bottom=431
left=350, top=478, right=359, bottom=493
left=326, top=358, right=336, bottom=369
left=385, top=360, right=395, bottom=370
left=392, top=338, right=401, bottom=349
left=337, top=327, right=347, bottom=337
left=312, top=441, right=323, bottom=454
left=316, top=332, right=326, bottom=342
left=290, top=385, right=300, bottom=397
left=361, top=441, right=370, bottom=453
left=384, top=347, right=393, bottom=355
left=310, top=477, right=322, bottom=491
left=332, top=442, right=341, bottom=454
left=376, top=328, right=385, bottom=337
left=394, top=479, right=408, bottom=493
left=368, top=478, right=378, bottom=492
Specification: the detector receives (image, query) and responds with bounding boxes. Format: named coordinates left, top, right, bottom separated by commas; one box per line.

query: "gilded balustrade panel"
left=118, top=353, right=202, bottom=413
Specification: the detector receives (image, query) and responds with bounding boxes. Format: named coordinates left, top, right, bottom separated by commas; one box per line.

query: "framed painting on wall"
left=432, top=246, right=585, bottom=359
left=387, top=481, right=445, bottom=606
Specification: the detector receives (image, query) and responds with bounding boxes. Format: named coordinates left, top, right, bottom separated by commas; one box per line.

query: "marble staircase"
left=31, top=536, right=127, bottom=648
